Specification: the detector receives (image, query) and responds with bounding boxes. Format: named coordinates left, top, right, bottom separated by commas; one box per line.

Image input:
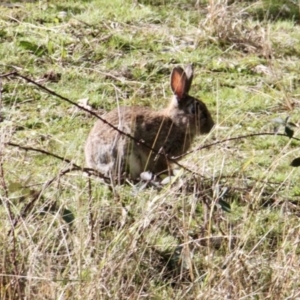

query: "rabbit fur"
left=85, top=65, right=214, bottom=180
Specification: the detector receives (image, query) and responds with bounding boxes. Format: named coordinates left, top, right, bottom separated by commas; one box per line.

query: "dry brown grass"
left=2, top=0, right=300, bottom=299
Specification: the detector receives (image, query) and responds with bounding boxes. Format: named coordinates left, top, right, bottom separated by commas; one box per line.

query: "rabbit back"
left=85, top=65, right=214, bottom=180
left=85, top=106, right=195, bottom=178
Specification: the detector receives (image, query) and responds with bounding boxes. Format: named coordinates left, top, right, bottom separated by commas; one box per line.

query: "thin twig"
left=173, top=132, right=299, bottom=160
left=7, top=141, right=109, bottom=180
left=7, top=142, right=80, bottom=168
left=0, top=71, right=17, bottom=78
left=88, top=175, right=95, bottom=243
left=11, top=71, right=196, bottom=176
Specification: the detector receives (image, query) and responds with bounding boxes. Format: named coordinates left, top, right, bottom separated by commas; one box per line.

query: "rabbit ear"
left=170, top=67, right=186, bottom=99
left=170, top=66, right=193, bottom=100
left=184, top=64, right=194, bottom=93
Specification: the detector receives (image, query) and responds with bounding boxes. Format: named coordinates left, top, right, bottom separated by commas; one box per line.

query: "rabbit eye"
left=189, top=103, right=196, bottom=114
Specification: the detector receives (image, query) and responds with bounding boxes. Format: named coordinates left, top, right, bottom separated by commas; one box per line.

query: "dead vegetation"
left=1, top=0, right=300, bottom=299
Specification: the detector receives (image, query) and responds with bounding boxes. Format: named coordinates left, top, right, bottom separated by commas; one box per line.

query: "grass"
left=1, top=0, right=300, bottom=299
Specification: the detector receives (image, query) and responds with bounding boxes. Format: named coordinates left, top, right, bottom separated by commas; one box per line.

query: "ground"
left=1, top=0, right=300, bottom=299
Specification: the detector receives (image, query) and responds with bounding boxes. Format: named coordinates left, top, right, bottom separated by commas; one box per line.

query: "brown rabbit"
left=85, top=65, right=214, bottom=181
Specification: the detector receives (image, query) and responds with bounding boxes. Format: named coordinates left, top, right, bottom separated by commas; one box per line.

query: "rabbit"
left=85, top=64, right=214, bottom=181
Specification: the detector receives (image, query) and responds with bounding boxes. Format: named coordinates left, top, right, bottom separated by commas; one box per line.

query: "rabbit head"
left=85, top=64, right=214, bottom=181
left=166, top=64, right=214, bottom=136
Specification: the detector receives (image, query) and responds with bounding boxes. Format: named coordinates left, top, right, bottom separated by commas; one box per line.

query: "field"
left=1, top=0, right=300, bottom=299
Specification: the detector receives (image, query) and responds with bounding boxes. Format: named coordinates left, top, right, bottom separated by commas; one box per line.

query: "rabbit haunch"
left=85, top=65, right=214, bottom=179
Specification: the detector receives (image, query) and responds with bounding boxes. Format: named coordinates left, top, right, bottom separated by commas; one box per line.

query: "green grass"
left=1, top=0, right=300, bottom=299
